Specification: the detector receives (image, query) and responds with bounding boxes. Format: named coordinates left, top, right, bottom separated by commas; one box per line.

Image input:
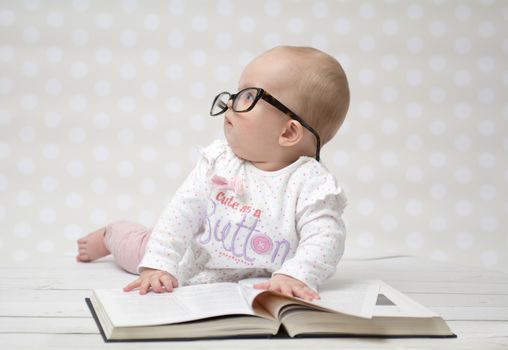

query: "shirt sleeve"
left=137, top=141, right=226, bottom=281
left=273, top=173, right=347, bottom=292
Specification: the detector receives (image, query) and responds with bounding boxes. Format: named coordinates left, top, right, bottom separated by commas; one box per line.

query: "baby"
left=77, top=45, right=350, bottom=301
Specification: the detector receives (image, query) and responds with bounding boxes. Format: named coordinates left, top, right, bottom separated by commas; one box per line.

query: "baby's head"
left=212, top=45, right=349, bottom=168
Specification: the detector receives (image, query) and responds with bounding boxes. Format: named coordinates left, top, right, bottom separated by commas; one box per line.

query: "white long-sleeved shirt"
left=138, top=140, right=347, bottom=291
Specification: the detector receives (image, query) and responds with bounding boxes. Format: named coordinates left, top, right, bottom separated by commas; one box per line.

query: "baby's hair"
left=266, top=46, right=350, bottom=146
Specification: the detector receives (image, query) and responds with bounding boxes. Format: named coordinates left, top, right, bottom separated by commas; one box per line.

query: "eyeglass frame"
left=209, top=87, right=321, bottom=161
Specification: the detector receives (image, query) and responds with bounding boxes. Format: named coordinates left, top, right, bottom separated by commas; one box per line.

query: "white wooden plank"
left=432, top=306, right=508, bottom=321
left=0, top=317, right=96, bottom=334
left=0, top=333, right=507, bottom=350
left=446, top=321, right=508, bottom=338
left=407, top=293, right=508, bottom=307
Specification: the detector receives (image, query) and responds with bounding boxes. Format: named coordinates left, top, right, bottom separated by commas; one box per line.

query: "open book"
left=86, top=278, right=455, bottom=341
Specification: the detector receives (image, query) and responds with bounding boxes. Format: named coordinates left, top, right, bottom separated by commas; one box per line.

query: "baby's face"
left=223, top=50, right=300, bottom=163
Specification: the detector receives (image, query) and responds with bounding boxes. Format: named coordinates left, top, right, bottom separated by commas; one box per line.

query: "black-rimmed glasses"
left=210, top=87, right=321, bottom=161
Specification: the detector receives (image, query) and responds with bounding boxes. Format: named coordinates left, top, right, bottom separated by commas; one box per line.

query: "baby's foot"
left=76, top=227, right=110, bottom=262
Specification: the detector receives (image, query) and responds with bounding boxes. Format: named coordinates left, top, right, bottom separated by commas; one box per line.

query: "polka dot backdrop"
left=0, top=0, right=507, bottom=271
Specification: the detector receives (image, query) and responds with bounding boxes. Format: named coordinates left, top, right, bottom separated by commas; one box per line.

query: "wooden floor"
left=1, top=255, right=507, bottom=349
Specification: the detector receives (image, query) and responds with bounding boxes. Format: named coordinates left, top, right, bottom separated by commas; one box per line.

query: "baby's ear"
left=279, top=120, right=304, bottom=147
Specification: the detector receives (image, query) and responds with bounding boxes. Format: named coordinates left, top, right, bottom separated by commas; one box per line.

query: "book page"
left=94, top=283, right=256, bottom=327
left=373, top=281, right=437, bottom=317
left=238, top=278, right=380, bottom=319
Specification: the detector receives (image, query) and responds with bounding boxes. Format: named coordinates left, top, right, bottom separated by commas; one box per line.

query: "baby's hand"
left=123, top=268, right=178, bottom=295
left=253, top=274, right=320, bottom=301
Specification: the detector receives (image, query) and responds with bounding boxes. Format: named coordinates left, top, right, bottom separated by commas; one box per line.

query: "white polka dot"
left=44, top=112, right=61, bottom=128
left=91, top=177, right=108, bottom=194
left=429, top=20, right=446, bottom=36
left=118, top=128, right=135, bottom=144
left=480, top=216, right=497, bottom=232
left=95, top=48, right=112, bottom=64
left=46, top=46, right=63, bottom=63
left=139, top=178, right=157, bottom=194
left=0, top=143, right=10, bottom=158
left=142, top=81, right=159, bottom=98
left=334, top=18, right=351, bottom=34
left=191, top=50, right=207, bottom=66
left=429, top=55, right=446, bottom=71
left=382, top=19, right=398, bottom=35
left=407, top=36, right=423, bottom=54
left=455, top=167, right=473, bottom=184
left=357, top=199, right=375, bottom=216
left=380, top=151, right=398, bottom=167
left=144, top=14, right=159, bottom=30
left=71, top=30, right=89, bottom=46
left=0, top=10, right=16, bottom=26
left=381, top=183, right=398, bottom=199
left=41, top=176, right=58, bottom=192
left=143, top=49, right=160, bottom=65
left=117, top=161, right=134, bottom=177
left=430, top=250, right=449, bottom=262
left=455, top=134, right=472, bottom=152
left=287, top=17, right=304, bottom=33
left=190, top=114, right=206, bottom=131
left=429, top=87, right=446, bottom=103
left=69, top=95, right=88, bottom=111
left=39, top=207, right=56, bottom=224
left=64, top=224, right=82, bottom=240
left=166, top=129, right=183, bottom=146
left=18, top=158, right=35, bottom=175
left=430, top=184, right=447, bottom=200
left=69, top=127, right=86, bottom=144
left=263, top=33, right=282, bottom=48
left=139, top=210, right=157, bottom=227
left=217, top=0, right=233, bottom=16
left=454, top=102, right=472, bottom=119
left=96, top=13, right=113, bottom=29
left=14, top=222, right=32, bottom=238
left=478, top=21, right=495, bottom=37
left=406, top=69, right=423, bottom=86
left=429, top=120, right=447, bottom=135
left=12, top=250, right=29, bottom=262
left=92, top=145, right=110, bottom=161
left=122, top=0, right=137, bottom=12
left=141, top=114, right=158, bottom=129
left=216, top=32, right=232, bottom=49
left=23, top=26, right=40, bottom=43
left=0, top=46, right=13, bottom=62
left=70, top=62, right=88, bottom=79
left=406, top=232, right=424, bottom=249
left=238, top=51, right=255, bottom=67
left=164, top=161, right=182, bottom=178
left=480, top=184, right=496, bottom=200
left=454, top=37, right=471, bottom=54
left=454, top=69, right=473, bottom=87
left=21, top=94, right=38, bottom=110
left=94, top=112, right=110, bottom=129
left=0, top=175, right=8, bottom=191
left=94, top=80, right=111, bottom=96
left=66, top=192, right=84, bottom=208
left=19, top=127, right=36, bottom=143
left=406, top=134, right=423, bottom=151
left=406, top=199, right=423, bottom=216
left=67, top=160, right=85, bottom=177
left=407, top=4, right=423, bottom=18
left=455, top=5, right=472, bottom=20
left=478, top=56, right=495, bottom=72
left=478, top=88, right=495, bottom=104
left=116, top=194, right=133, bottom=210
left=479, top=152, right=496, bottom=168
left=311, top=35, right=328, bottom=50
left=45, top=79, right=62, bottom=95
left=357, top=232, right=375, bottom=248
left=16, top=191, right=33, bottom=206
left=121, top=30, right=137, bottom=47
left=47, top=11, right=64, bottom=27
left=480, top=251, right=498, bottom=267
left=264, top=0, right=281, bottom=16
left=456, top=232, right=473, bottom=249
left=359, top=3, right=376, bottom=18
left=22, top=61, right=38, bottom=77
left=240, top=16, right=256, bottom=32
left=140, top=146, right=158, bottom=162
left=405, top=102, right=422, bottom=119
left=192, top=15, right=208, bottom=31
left=118, top=96, right=136, bottom=113
left=455, top=200, right=473, bottom=216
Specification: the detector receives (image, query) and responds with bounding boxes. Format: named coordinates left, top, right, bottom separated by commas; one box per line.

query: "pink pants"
left=104, top=220, right=152, bottom=274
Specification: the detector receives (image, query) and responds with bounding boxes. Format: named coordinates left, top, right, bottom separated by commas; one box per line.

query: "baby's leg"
left=103, top=220, right=152, bottom=274
left=76, top=221, right=152, bottom=275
